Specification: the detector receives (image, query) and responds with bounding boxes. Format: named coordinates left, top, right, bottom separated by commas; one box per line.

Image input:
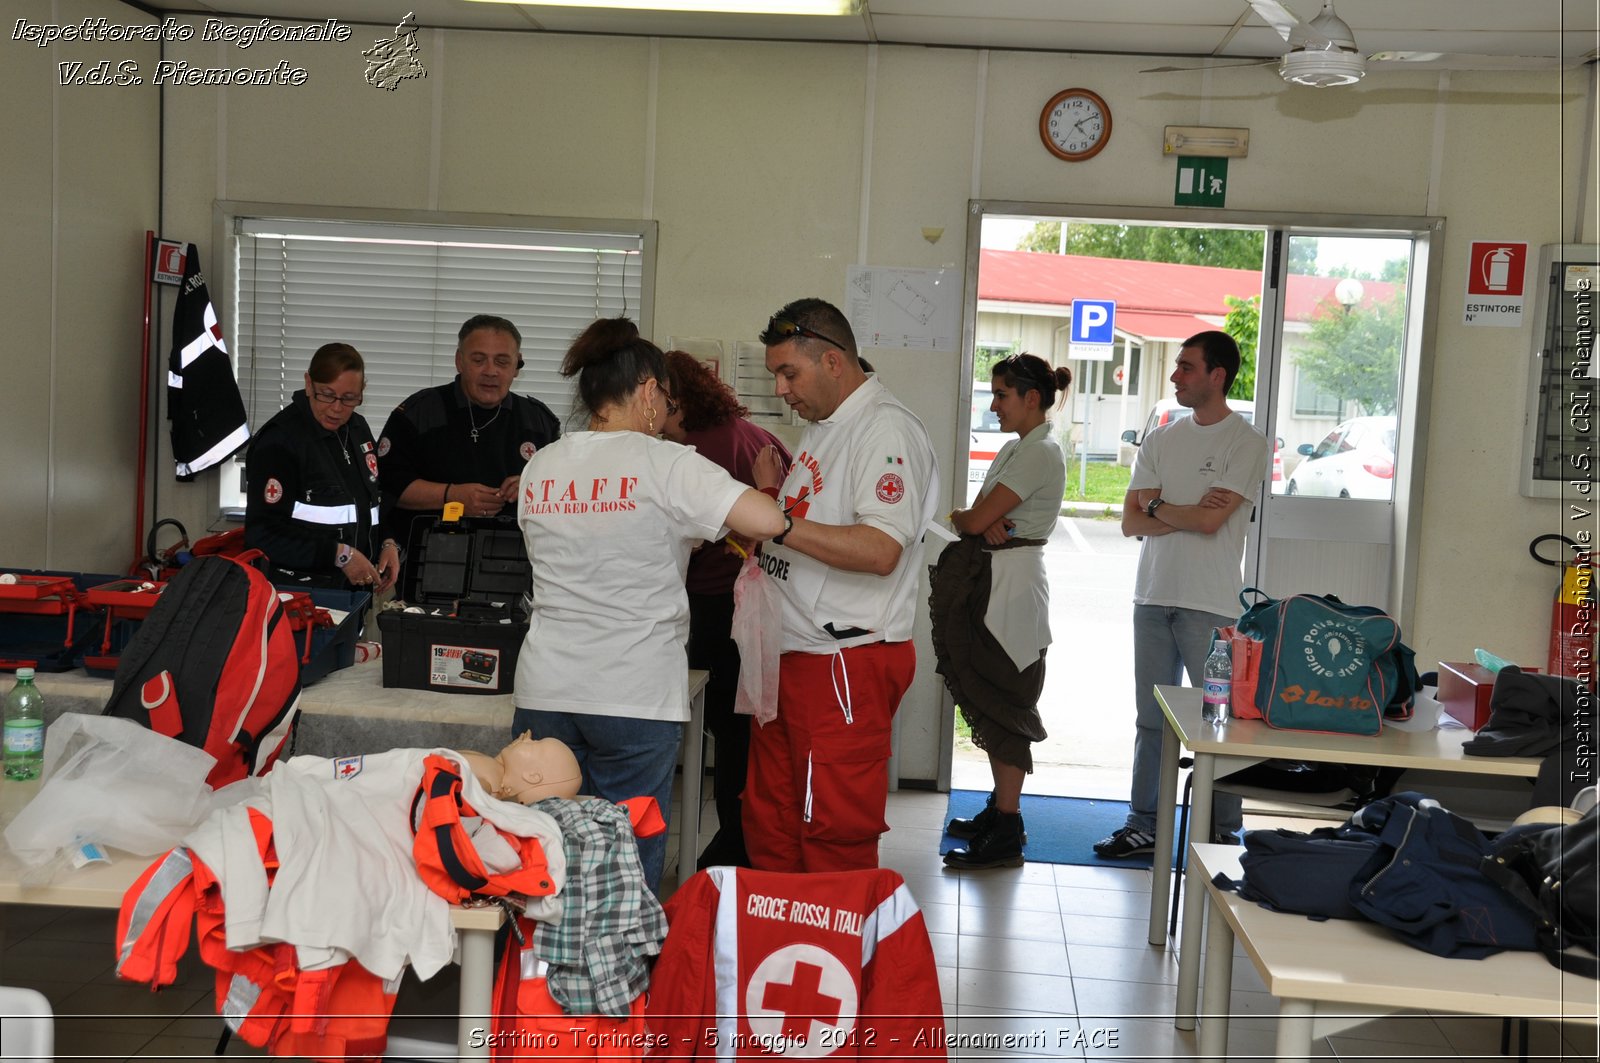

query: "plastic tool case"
left=377, top=516, right=529, bottom=695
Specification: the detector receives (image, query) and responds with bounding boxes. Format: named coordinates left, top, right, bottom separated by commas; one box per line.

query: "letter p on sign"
left=1071, top=299, right=1116, bottom=344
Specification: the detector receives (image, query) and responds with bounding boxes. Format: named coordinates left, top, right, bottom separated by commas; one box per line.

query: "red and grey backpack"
left=103, top=555, right=302, bottom=788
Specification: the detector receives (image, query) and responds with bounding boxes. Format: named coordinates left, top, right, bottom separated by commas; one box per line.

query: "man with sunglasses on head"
left=377, top=315, right=561, bottom=523
left=743, top=297, right=940, bottom=873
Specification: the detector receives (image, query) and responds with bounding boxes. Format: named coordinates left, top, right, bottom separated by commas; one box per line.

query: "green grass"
left=1063, top=460, right=1131, bottom=505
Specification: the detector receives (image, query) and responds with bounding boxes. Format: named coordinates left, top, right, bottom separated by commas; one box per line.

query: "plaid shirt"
left=533, top=797, right=668, bottom=1017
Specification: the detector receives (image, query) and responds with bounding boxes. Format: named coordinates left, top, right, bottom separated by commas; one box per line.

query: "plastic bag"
left=3, top=712, right=222, bottom=875
left=730, top=553, right=782, bottom=724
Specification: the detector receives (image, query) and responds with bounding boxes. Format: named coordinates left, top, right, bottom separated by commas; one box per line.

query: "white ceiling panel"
left=129, top=1, right=1598, bottom=64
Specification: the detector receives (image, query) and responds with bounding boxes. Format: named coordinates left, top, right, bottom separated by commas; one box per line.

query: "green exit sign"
left=1174, top=157, right=1228, bottom=207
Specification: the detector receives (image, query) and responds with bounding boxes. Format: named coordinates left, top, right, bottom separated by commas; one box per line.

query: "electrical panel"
left=1521, top=244, right=1599, bottom=500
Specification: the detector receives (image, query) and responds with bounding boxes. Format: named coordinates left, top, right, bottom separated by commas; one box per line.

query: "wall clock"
left=1039, top=88, right=1111, bottom=162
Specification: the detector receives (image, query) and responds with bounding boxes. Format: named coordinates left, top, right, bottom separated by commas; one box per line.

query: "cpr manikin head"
left=462, top=733, right=582, bottom=804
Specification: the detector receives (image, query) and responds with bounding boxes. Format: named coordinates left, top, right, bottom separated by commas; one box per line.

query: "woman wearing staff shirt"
left=512, top=319, right=785, bottom=892
left=245, top=343, right=399, bottom=592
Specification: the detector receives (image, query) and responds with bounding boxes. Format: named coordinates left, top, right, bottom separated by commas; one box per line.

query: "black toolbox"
left=377, top=516, right=529, bottom=695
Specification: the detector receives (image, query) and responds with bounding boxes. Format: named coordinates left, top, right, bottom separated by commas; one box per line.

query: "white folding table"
left=1149, top=684, right=1544, bottom=1030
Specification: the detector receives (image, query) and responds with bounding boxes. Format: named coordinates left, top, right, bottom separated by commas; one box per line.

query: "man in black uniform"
left=378, top=315, right=562, bottom=528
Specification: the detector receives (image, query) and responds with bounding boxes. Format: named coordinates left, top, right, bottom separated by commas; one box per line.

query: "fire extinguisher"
left=1529, top=533, right=1595, bottom=683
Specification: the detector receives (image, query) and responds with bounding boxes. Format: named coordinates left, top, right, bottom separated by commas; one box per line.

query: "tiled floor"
left=1, top=787, right=1595, bottom=1060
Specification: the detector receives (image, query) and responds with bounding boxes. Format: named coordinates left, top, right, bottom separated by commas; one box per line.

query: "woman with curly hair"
left=660, top=350, right=792, bottom=869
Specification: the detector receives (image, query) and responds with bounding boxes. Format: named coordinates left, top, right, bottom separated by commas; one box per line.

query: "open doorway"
left=950, top=210, right=1432, bottom=800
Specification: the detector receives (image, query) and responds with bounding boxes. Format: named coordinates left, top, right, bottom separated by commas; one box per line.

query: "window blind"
left=232, top=216, right=646, bottom=441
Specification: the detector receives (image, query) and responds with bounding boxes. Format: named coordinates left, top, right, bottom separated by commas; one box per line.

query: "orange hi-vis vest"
left=483, top=798, right=666, bottom=1061
left=116, top=807, right=400, bottom=1063
left=490, top=914, right=654, bottom=1062
left=411, top=754, right=560, bottom=904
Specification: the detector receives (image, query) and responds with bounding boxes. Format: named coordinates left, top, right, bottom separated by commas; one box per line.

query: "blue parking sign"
left=1070, top=299, right=1116, bottom=344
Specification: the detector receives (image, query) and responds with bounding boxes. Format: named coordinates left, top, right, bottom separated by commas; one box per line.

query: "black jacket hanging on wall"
left=168, top=244, right=250, bottom=480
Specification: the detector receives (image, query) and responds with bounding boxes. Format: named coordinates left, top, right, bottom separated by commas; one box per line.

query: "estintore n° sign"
left=1070, top=299, right=1116, bottom=361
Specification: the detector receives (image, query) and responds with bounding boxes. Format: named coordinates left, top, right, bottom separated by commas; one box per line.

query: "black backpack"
left=1481, top=808, right=1600, bottom=976
left=103, top=555, right=303, bottom=789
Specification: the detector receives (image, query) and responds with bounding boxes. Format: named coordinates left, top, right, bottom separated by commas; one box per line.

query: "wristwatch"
left=773, top=512, right=795, bottom=545
left=1145, top=497, right=1166, bottom=518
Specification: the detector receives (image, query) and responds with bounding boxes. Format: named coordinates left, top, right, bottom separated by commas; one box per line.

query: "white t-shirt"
left=1128, top=411, right=1269, bottom=617
left=982, top=421, right=1067, bottom=540
left=514, top=431, right=749, bottom=721
left=762, top=377, right=940, bottom=653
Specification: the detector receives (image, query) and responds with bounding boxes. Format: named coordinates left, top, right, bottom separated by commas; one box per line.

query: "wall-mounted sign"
left=1463, top=240, right=1528, bottom=328
left=1174, top=157, right=1228, bottom=208
left=153, top=238, right=187, bottom=285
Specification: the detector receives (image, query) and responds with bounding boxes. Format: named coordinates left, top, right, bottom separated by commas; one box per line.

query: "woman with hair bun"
left=512, top=318, right=785, bottom=892
left=660, top=350, right=792, bottom=870
left=931, top=353, right=1071, bottom=870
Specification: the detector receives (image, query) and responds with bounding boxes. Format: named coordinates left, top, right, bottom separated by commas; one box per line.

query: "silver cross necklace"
left=468, top=403, right=502, bottom=443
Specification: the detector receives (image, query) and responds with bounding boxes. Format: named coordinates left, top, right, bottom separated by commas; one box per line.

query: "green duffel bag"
left=1234, top=587, right=1421, bottom=736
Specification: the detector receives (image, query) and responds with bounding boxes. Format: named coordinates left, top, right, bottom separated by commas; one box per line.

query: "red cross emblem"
left=365, top=453, right=379, bottom=480
left=875, top=473, right=904, bottom=504
left=762, top=961, right=842, bottom=1041
left=333, top=755, right=363, bottom=779
left=744, top=943, right=858, bottom=1057
left=377, top=436, right=391, bottom=457
left=784, top=485, right=812, bottom=520
left=263, top=477, right=283, bottom=504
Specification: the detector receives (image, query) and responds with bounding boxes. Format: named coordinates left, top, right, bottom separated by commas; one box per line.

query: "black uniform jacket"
left=245, top=390, right=388, bottom=586
left=377, top=377, right=561, bottom=518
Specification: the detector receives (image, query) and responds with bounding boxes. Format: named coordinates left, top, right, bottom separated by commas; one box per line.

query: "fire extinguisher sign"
left=1462, top=240, right=1528, bottom=328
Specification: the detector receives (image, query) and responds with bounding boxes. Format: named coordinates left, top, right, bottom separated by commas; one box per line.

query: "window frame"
left=213, top=201, right=657, bottom=515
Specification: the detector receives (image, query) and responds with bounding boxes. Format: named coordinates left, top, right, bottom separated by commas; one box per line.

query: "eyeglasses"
left=760, top=315, right=847, bottom=354
left=664, top=395, right=680, bottom=417
left=310, top=387, right=364, bottom=408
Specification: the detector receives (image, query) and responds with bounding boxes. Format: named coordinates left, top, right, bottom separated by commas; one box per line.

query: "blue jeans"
left=511, top=707, right=683, bottom=895
left=1128, top=604, right=1242, bottom=835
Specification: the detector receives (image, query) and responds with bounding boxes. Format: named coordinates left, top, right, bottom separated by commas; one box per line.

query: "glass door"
left=1249, top=232, right=1418, bottom=609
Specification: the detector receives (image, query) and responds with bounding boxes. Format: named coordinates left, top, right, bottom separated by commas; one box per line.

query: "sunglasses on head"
left=760, top=316, right=847, bottom=354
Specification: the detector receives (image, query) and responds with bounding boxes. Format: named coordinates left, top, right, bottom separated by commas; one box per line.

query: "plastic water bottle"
left=1201, top=640, right=1232, bottom=724
left=4, top=668, right=45, bottom=780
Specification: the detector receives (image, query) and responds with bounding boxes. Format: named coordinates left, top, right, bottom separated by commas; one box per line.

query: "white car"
left=1284, top=416, right=1397, bottom=500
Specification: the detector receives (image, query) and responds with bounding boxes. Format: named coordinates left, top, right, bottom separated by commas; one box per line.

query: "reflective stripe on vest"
left=290, top=500, right=358, bottom=525
left=115, top=846, right=196, bottom=985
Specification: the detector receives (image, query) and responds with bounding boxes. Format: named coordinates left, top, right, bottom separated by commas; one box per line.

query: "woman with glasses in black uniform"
left=245, top=343, right=400, bottom=592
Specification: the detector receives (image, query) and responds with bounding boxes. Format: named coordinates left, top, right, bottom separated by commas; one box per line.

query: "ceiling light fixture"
left=464, top=0, right=862, bottom=14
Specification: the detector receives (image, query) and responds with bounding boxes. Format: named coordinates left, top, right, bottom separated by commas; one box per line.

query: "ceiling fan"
left=1144, top=1, right=1564, bottom=87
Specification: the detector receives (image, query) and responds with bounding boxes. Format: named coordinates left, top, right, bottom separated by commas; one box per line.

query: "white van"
left=967, top=383, right=1005, bottom=505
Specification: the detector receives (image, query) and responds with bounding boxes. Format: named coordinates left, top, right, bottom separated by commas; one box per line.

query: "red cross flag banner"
left=168, top=244, right=250, bottom=480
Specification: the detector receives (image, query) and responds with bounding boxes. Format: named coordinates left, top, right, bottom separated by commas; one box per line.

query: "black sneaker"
left=1092, top=826, right=1156, bottom=859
